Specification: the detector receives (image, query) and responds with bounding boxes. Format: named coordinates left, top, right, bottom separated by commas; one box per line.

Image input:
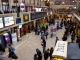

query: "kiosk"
left=52, top=41, right=67, bottom=60
left=52, top=41, right=80, bottom=60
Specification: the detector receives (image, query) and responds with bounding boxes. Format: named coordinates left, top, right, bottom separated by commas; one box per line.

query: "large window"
left=1, top=0, right=9, bottom=11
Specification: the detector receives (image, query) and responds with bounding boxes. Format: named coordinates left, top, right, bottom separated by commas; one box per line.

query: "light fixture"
left=73, top=1, right=74, bottom=2
left=48, top=0, right=49, bottom=1
left=62, top=2, right=65, bottom=4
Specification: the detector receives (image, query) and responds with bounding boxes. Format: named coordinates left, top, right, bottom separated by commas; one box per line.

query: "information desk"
left=52, top=41, right=68, bottom=59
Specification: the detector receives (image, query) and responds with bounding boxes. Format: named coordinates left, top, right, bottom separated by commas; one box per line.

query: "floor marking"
left=3, top=34, right=35, bottom=57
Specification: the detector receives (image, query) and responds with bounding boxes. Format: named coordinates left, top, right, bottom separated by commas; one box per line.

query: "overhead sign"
left=52, top=41, right=68, bottom=59
left=31, top=12, right=47, bottom=20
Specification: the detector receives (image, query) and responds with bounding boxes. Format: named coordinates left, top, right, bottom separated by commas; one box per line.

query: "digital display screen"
left=16, top=18, right=21, bottom=24
left=4, top=16, right=14, bottom=26
left=0, top=18, right=4, bottom=28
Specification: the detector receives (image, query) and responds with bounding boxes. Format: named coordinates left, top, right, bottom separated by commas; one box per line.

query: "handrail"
left=73, top=13, right=80, bottom=21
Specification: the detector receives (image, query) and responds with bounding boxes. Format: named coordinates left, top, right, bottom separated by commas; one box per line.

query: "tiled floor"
left=3, top=26, right=72, bottom=60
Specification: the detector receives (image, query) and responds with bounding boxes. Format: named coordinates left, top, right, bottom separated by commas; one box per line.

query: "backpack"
left=11, top=47, right=15, bottom=52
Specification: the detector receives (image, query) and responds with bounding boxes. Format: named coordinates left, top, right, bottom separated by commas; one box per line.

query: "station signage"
left=31, top=12, right=47, bottom=20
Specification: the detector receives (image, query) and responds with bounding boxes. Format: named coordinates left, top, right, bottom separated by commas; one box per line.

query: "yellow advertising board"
left=78, top=29, right=80, bottom=35
left=25, top=16, right=28, bottom=20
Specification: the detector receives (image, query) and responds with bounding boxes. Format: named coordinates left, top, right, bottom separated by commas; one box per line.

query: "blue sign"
left=16, top=18, right=21, bottom=24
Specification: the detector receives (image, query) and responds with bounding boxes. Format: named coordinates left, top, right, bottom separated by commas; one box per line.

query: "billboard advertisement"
left=23, top=14, right=29, bottom=22
left=4, top=16, right=14, bottom=27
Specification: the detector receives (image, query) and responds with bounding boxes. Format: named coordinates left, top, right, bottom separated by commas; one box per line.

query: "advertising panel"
left=4, top=16, right=14, bottom=27
left=0, top=18, right=4, bottom=28
left=23, top=14, right=29, bottom=22
left=11, top=33, right=17, bottom=44
left=16, top=18, right=21, bottom=24
left=3, top=33, right=10, bottom=45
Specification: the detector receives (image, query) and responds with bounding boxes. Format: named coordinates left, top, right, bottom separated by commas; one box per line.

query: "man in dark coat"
left=44, top=50, right=49, bottom=60
left=62, top=35, right=67, bottom=41
left=41, top=39, right=46, bottom=53
left=36, top=49, right=42, bottom=60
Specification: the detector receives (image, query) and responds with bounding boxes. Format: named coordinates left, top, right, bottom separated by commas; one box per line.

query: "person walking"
left=41, top=39, right=46, bottom=53
left=36, top=48, right=42, bottom=60
left=62, top=34, right=67, bottom=41
left=55, top=37, right=59, bottom=46
left=41, top=31, right=45, bottom=40
left=34, top=54, right=38, bottom=60
left=8, top=51, right=18, bottom=60
left=71, top=30, right=75, bottom=43
left=45, top=31, right=49, bottom=39
left=44, top=49, right=49, bottom=60
left=50, top=47, right=54, bottom=60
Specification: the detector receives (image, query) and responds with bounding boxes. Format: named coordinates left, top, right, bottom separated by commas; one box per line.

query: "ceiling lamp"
left=47, top=0, right=49, bottom=2
left=73, top=1, right=74, bottom=2
left=62, top=2, right=65, bottom=4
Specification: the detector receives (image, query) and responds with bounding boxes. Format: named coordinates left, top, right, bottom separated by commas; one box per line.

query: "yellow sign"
left=25, top=16, right=28, bottom=20
left=78, top=29, right=80, bottom=35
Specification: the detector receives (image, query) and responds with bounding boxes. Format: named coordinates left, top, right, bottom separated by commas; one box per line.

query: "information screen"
left=0, top=18, right=4, bottom=28
left=4, top=16, right=14, bottom=26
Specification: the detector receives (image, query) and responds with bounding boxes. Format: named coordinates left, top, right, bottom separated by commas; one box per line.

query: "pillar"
left=25, top=0, right=30, bottom=4
left=9, top=0, right=14, bottom=11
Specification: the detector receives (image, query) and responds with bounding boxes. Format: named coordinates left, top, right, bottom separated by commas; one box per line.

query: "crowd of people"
left=62, top=19, right=76, bottom=42
left=33, top=19, right=64, bottom=60
left=0, top=18, right=78, bottom=60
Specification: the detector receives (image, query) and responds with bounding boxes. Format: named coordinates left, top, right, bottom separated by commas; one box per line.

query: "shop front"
left=36, top=19, right=41, bottom=27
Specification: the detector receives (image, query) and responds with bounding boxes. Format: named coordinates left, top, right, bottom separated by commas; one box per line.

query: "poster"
left=25, top=16, right=28, bottom=20
left=3, top=33, right=10, bottom=45
left=16, top=18, right=21, bottom=24
left=11, top=33, right=17, bottom=44
left=4, top=16, right=14, bottom=26
left=23, top=14, right=29, bottom=22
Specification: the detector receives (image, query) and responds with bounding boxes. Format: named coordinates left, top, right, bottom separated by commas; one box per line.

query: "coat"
left=44, top=51, right=49, bottom=59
